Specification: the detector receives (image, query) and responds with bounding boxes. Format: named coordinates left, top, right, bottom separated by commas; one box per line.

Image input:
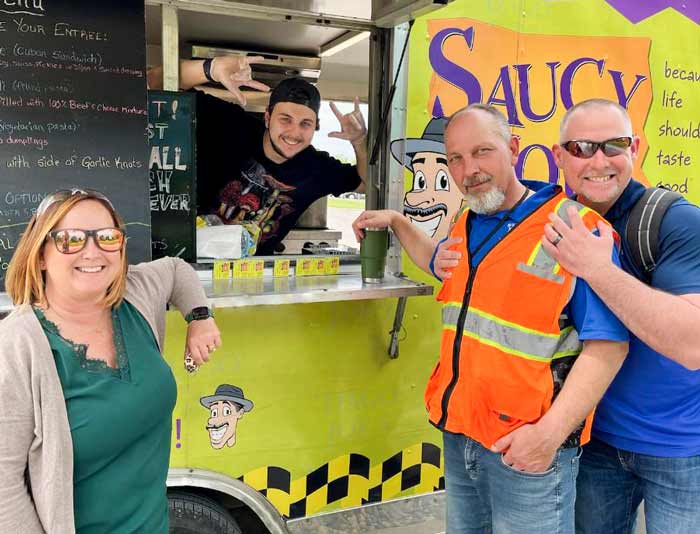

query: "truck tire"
left=169, top=490, right=243, bottom=534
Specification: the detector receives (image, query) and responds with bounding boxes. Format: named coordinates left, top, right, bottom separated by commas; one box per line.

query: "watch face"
left=192, top=306, right=210, bottom=320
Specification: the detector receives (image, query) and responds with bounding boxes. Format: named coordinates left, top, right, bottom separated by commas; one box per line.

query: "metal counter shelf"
left=0, top=267, right=433, bottom=313
left=201, top=270, right=433, bottom=308
left=199, top=265, right=433, bottom=358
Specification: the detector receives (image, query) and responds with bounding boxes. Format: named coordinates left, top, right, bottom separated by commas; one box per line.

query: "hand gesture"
left=185, top=317, right=222, bottom=368
left=329, top=97, right=367, bottom=145
left=433, top=237, right=463, bottom=280
left=210, top=55, right=270, bottom=105
left=541, top=205, right=615, bottom=281
left=490, top=423, right=558, bottom=473
left=352, top=210, right=395, bottom=241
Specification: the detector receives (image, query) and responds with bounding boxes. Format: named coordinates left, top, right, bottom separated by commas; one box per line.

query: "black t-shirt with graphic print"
left=193, top=90, right=362, bottom=255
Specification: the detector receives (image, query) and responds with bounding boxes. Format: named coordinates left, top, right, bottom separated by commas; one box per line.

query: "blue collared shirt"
left=590, top=179, right=700, bottom=456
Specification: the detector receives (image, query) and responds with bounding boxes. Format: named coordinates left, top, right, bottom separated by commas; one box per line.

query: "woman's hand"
left=185, top=318, right=222, bottom=367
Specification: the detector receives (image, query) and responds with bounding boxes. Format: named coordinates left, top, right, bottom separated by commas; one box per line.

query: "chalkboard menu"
left=0, top=0, right=150, bottom=286
left=148, top=91, right=197, bottom=262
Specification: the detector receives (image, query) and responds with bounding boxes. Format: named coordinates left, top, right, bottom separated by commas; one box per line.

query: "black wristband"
left=185, top=306, right=213, bottom=323
left=202, top=58, right=215, bottom=83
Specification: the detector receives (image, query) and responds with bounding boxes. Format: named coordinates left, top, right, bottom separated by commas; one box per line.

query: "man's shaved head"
left=559, top=99, right=632, bottom=143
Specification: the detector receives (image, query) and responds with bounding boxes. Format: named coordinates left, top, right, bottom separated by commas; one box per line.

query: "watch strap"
left=203, top=58, right=215, bottom=83
left=185, top=306, right=213, bottom=323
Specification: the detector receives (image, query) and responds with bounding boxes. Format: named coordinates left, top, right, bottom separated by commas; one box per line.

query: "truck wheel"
left=169, top=490, right=243, bottom=534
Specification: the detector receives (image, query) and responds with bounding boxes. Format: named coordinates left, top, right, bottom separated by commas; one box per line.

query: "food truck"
left=1, top=0, right=698, bottom=533
left=146, top=4, right=454, bottom=532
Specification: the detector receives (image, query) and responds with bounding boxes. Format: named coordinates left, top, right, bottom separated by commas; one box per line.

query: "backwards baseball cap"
left=268, top=77, right=321, bottom=117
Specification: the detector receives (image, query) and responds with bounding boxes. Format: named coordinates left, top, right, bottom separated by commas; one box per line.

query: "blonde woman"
left=0, top=189, right=220, bottom=534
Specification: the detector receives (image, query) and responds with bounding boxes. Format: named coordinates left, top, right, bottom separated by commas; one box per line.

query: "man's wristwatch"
left=202, top=58, right=216, bottom=83
left=185, top=306, right=213, bottom=323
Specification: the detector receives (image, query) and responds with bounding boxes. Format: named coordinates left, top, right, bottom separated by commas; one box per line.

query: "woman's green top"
left=35, top=301, right=177, bottom=534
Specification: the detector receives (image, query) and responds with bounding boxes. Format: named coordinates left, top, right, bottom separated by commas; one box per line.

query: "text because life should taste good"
left=654, top=60, right=698, bottom=195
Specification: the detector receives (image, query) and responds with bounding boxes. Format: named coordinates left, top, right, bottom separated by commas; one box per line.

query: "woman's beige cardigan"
left=0, top=258, right=208, bottom=534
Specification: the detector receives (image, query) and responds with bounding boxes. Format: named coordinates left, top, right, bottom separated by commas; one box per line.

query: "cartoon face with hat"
left=391, top=117, right=463, bottom=240
left=200, top=384, right=254, bottom=450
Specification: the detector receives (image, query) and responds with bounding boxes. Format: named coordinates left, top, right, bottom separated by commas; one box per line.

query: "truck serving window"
left=314, top=100, right=368, bottom=251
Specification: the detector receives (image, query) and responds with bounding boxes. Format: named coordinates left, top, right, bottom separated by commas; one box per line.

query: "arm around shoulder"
left=545, top=203, right=700, bottom=369
left=583, top=203, right=700, bottom=369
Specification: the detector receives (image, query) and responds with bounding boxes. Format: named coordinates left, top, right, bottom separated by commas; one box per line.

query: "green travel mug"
left=360, top=227, right=388, bottom=283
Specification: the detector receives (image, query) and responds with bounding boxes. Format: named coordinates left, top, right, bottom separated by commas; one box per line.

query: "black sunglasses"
left=47, top=227, right=126, bottom=254
left=561, top=137, right=632, bottom=159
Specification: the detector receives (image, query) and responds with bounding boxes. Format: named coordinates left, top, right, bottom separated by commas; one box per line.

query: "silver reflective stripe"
left=442, top=305, right=582, bottom=362
left=520, top=198, right=586, bottom=282
left=516, top=262, right=564, bottom=283
left=556, top=199, right=583, bottom=226
left=442, top=304, right=458, bottom=326
left=553, top=326, right=582, bottom=359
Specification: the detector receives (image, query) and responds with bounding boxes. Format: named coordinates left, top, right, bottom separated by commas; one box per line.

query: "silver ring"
left=552, top=233, right=563, bottom=246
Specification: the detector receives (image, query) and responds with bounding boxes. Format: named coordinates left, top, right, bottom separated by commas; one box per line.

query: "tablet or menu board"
left=148, top=90, right=197, bottom=262
left=0, top=0, right=150, bottom=287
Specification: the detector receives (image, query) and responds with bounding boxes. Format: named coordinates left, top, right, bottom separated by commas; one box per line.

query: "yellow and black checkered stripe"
left=240, top=442, right=444, bottom=519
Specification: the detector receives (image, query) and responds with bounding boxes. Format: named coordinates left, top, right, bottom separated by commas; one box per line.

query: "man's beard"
left=265, top=131, right=303, bottom=162
left=269, top=135, right=291, bottom=161
left=464, top=186, right=506, bottom=214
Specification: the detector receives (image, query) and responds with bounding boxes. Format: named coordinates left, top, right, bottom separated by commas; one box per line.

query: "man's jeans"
left=443, top=432, right=581, bottom=534
left=575, top=436, right=700, bottom=534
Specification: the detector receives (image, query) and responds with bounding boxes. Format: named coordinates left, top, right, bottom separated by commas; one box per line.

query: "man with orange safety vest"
left=352, top=104, right=629, bottom=533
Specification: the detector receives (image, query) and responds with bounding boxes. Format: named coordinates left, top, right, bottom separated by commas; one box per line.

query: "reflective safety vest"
left=425, top=191, right=613, bottom=449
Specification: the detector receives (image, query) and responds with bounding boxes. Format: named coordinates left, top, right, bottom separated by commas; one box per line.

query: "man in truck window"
left=148, top=56, right=367, bottom=255
left=543, top=98, right=700, bottom=534
left=352, top=104, right=629, bottom=534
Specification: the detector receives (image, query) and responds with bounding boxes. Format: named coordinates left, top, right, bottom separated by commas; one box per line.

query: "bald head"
left=559, top=99, right=633, bottom=143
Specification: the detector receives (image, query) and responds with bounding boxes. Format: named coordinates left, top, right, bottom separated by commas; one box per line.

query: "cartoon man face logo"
left=391, top=118, right=463, bottom=240
left=200, top=384, right=254, bottom=450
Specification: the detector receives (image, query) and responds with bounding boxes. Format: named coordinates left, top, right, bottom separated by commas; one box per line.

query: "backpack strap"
left=625, top=186, right=683, bottom=279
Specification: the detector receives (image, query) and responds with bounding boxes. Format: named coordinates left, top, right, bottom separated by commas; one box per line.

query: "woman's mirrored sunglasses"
left=36, top=188, right=114, bottom=216
left=561, top=136, right=632, bottom=159
left=47, top=228, right=126, bottom=254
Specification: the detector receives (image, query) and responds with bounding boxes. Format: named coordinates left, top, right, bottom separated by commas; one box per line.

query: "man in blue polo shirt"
left=544, top=98, right=700, bottom=534
left=352, top=104, right=628, bottom=534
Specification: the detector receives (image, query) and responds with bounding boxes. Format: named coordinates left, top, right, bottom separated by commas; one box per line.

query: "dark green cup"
left=360, top=227, right=388, bottom=283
